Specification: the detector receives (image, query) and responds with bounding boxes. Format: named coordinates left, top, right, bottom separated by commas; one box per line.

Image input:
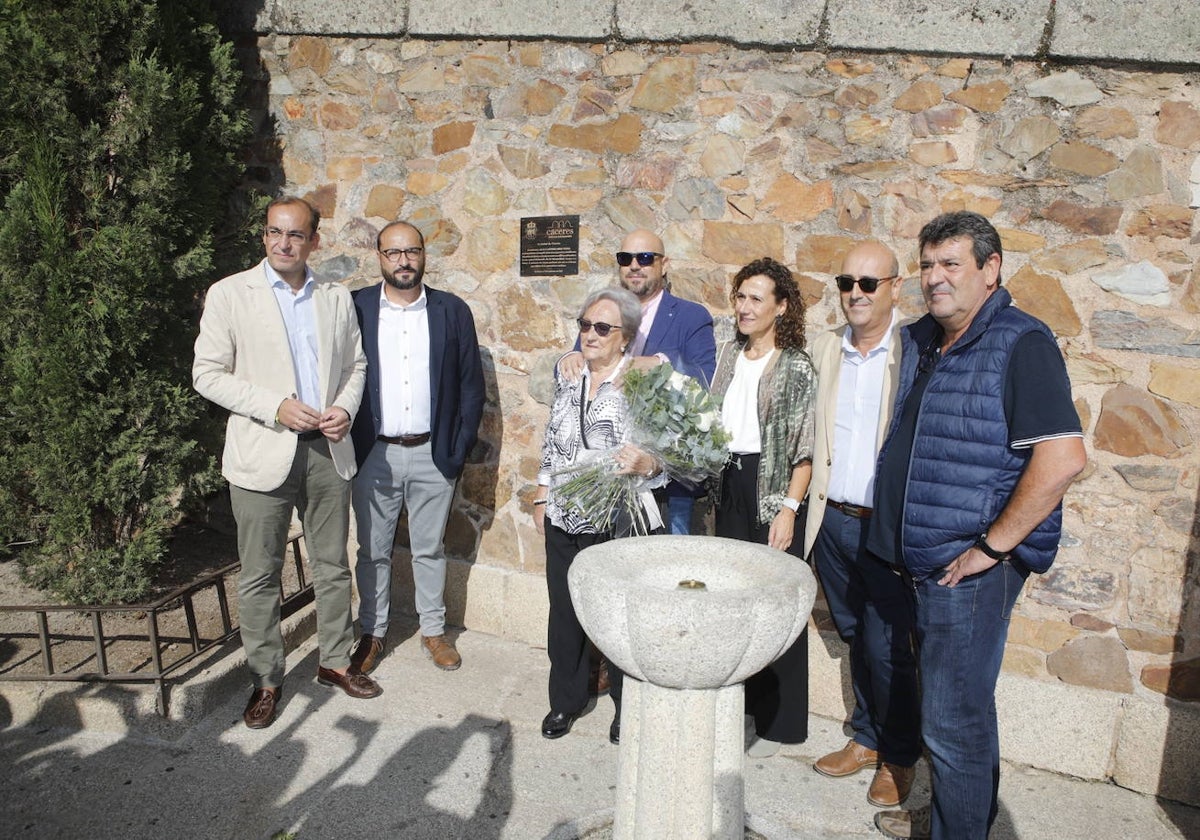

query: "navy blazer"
left=351, top=284, right=486, bottom=480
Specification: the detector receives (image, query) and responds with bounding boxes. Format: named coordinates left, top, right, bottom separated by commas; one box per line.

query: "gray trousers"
left=352, top=439, right=456, bottom=638
left=229, top=437, right=354, bottom=688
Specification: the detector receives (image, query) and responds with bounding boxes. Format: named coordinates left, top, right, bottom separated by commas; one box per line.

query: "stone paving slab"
left=1051, top=0, right=1200, bottom=65
left=616, top=0, right=824, bottom=46
left=2, top=628, right=1198, bottom=840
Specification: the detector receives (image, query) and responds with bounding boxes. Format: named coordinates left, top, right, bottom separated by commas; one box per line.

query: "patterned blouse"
left=711, top=341, right=817, bottom=525
left=538, top=362, right=665, bottom=534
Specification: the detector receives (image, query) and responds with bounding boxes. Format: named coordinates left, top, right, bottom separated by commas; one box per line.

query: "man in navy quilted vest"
left=866, top=211, right=1086, bottom=840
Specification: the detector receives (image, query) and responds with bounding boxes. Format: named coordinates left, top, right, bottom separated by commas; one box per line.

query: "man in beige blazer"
left=194, top=196, right=379, bottom=730
left=804, top=240, right=921, bottom=808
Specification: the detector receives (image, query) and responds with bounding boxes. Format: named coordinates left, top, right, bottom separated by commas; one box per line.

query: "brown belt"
left=828, top=499, right=873, bottom=519
left=378, top=432, right=431, bottom=447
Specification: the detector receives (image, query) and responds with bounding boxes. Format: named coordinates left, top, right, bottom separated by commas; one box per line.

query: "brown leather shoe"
left=422, top=634, right=462, bottom=670
left=316, top=666, right=382, bottom=698
left=874, top=805, right=931, bottom=839
left=868, top=762, right=916, bottom=807
left=350, top=634, right=386, bottom=675
left=813, top=739, right=879, bottom=777
left=243, top=687, right=280, bottom=729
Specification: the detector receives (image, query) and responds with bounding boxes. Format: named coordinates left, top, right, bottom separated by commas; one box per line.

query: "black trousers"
left=716, top=454, right=810, bottom=744
left=544, top=523, right=624, bottom=714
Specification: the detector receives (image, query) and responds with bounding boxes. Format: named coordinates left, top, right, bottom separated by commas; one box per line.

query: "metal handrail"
left=0, top=533, right=312, bottom=715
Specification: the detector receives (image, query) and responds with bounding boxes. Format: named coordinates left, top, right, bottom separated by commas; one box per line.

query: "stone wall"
left=223, top=8, right=1200, bottom=804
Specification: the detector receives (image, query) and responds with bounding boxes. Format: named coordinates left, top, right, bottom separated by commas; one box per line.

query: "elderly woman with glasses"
left=532, top=286, right=667, bottom=746
left=712, top=256, right=817, bottom=758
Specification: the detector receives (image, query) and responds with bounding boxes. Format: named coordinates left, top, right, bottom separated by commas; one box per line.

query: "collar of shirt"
left=839, top=308, right=899, bottom=362
left=265, top=261, right=316, bottom=298
left=629, top=290, right=664, bottom=356
left=379, top=283, right=428, bottom=312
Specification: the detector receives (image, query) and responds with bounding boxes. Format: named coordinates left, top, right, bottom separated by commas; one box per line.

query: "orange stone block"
left=433, top=121, right=476, bottom=155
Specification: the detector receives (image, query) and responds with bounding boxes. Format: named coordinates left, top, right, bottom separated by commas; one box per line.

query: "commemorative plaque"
left=519, top=215, right=580, bottom=277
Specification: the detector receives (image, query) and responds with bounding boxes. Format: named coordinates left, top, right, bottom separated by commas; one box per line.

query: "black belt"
left=297, top=430, right=323, bottom=441
left=828, top=499, right=872, bottom=519
left=378, top=432, right=431, bottom=447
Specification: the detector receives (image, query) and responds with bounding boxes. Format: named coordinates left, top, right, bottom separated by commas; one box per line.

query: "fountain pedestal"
left=569, top=535, right=816, bottom=840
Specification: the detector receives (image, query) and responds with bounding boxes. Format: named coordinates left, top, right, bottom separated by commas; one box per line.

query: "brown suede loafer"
left=243, top=687, right=281, bottom=729
left=421, top=634, right=462, bottom=670
left=349, top=634, right=386, bottom=675
left=316, top=666, right=382, bottom=699
left=868, top=762, right=916, bottom=808
left=814, top=739, right=880, bottom=777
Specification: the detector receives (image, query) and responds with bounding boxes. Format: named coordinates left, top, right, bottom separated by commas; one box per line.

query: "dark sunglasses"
left=834, top=274, right=898, bottom=293
left=577, top=318, right=618, bottom=337
left=616, top=251, right=663, bottom=267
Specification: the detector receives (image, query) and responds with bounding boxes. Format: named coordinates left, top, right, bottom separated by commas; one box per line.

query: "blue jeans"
left=666, top=493, right=694, bottom=535
left=813, top=506, right=920, bottom=766
left=912, top=560, right=1028, bottom=840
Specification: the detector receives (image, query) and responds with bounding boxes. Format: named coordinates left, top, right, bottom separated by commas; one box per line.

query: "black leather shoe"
left=609, top=712, right=620, bottom=745
left=541, top=710, right=578, bottom=739
left=317, top=666, right=382, bottom=698
left=243, top=687, right=280, bottom=729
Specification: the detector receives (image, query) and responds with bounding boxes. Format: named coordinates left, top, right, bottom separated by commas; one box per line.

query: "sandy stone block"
left=1093, top=384, right=1190, bottom=457
left=1120, top=628, right=1180, bottom=656
left=910, top=105, right=968, bottom=137
left=549, top=188, right=603, bottom=214
left=997, top=227, right=1047, bottom=253
left=432, top=121, right=476, bottom=155
left=837, top=190, right=872, bottom=234
left=1125, top=205, right=1194, bottom=239
left=1009, top=614, right=1082, bottom=653
left=326, top=156, right=362, bottom=181
left=940, top=189, right=1001, bottom=217
left=1077, top=106, right=1138, bottom=140
left=1000, top=116, right=1061, bottom=162
left=845, top=114, right=890, bottom=146
left=796, top=234, right=856, bottom=274
left=1007, top=264, right=1082, bottom=336
left=1141, top=658, right=1200, bottom=702
left=1155, top=101, right=1200, bottom=149
left=826, top=58, right=875, bottom=78
left=761, top=174, right=834, bottom=223
left=894, top=80, right=943, bottom=112
left=1148, top=362, right=1200, bottom=408
left=1031, top=238, right=1108, bottom=274
left=396, top=61, right=446, bottom=93
left=909, top=140, right=958, bottom=166
left=1001, top=645, right=1045, bottom=679
left=406, top=171, right=449, bottom=196
left=1114, top=696, right=1200, bottom=805
left=288, top=36, right=332, bottom=74
left=937, top=58, right=973, bottom=79
left=303, top=184, right=337, bottom=221
left=319, top=102, right=362, bottom=130
left=702, top=222, right=784, bottom=264
left=1108, top=146, right=1164, bottom=201
left=1048, top=141, right=1119, bottom=176
left=1041, top=200, right=1122, bottom=235
left=573, top=83, right=617, bottom=120
left=834, top=83, right=882, bottom=109
left=947, top=79, right=1011, bottom=113
left=498, top=145, right=549, bottom=179
left=461, top=54, right=510, bottom=88
left=498, top=284, right=561, bottom=352
left=700, top=134, right=744, bottom=178
left=997, top=673, right=1119, bottom=781
left=524, top=79, right=566, bottom=116
left=631, top=56, right=697, bottom=115
left=602, top=50, right=647, bottom=77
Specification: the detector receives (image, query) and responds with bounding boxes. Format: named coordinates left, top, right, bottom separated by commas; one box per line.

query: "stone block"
left=996, top=673, right=1120, bottom=780
left=828, top=0, right=1050, bottom=57
left=618, top=0, right=823, bottom=46
left=1052, top=0, right=1200, bottom=65
left=1114, top=696, right=1200, bottom=805
left=408, top=0, right=611, bottom=38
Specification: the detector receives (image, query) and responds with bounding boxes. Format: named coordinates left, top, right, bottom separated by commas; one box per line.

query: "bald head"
left=838, top=240, right=903, bottom=351
left=618, top=229, right=668, bottom=301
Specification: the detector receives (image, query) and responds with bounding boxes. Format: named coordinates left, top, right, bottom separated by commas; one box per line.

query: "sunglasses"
left=577, top=318, right=618, bottom=338
left=834, top=274, right=898, bottom=294
left=616, top=251, right=663, bottom=267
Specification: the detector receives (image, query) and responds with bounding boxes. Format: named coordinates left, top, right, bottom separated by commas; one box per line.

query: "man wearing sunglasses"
left=347, top=221, right=485, bottom=676
left=804, top=240, right=921, bottom=811
left=559, top=229, right=716, bottom=535
left=868, top=212, right=1085, bottom=840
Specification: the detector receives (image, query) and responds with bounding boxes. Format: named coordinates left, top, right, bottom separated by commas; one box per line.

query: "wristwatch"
left=781, top=497, right=801, bottom=513
left=974, top=532, right=1012, bottom=562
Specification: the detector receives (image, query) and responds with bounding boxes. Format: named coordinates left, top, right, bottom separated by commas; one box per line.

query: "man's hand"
left=767, top=509, right=796, bottom=552
left=937, top=547, right=998, bottom=587
left=319, top=407, right=351, bottom=442
left=558, top=351, right=585, bottom=382
left=276, top=397, right=321, bottom=432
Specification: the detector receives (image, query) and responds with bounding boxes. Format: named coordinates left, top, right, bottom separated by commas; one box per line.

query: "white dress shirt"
left=628, top=290, right=664, bottom=358
left=376, top=285, right=432, bottom=437
left=266, top=263, right=321, bottom=411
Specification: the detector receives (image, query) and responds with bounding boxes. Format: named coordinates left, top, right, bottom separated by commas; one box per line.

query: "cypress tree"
left=0, top=0, right=255, bottom=602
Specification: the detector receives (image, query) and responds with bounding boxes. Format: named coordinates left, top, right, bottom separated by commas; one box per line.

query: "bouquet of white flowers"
left=552, top=363, right=731, bottom=535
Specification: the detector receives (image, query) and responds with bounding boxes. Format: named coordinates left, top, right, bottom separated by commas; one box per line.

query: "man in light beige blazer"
left=193, top=196, right=378, bottom=730
left=804, top=241, right=921, bottom=809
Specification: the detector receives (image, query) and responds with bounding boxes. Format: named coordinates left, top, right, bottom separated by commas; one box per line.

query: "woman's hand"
left=614, top=445, right=661, bottom=480
left=767, top=508, right=796, bottom=552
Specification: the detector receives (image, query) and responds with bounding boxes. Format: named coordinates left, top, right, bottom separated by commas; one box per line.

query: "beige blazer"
left=193, top=259, right=366, bottom=492
left=802, top=322, right=906, bottom=559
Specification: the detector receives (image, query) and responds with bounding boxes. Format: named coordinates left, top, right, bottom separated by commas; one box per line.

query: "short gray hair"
left=578, top=286, right=642, bottom=345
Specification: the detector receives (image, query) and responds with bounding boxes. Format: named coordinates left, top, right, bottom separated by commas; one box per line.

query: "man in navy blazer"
left=348, top=220, right=485, bottom=674
left=561, top=229, right=716, bottom=534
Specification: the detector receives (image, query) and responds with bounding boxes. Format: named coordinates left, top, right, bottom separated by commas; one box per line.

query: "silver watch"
left=782, top=497, right=801, bottom=513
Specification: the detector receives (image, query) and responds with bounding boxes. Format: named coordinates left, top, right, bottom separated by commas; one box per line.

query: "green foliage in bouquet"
left=622, top=364, right=732, bottom=484
left=0, top=0, right=257, bottom=602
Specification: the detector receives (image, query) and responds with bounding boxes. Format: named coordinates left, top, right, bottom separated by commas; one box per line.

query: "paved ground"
left=2, top=627, right=1198, bottom=840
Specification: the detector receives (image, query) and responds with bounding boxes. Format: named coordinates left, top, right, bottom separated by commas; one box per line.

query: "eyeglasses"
left=577, top=318, right=618, bottom=337
left=379, top=247, right=424, bottom=262
left=265, top=227, right=311, bottom=245
left=616, top=251, right=663, bottom=267
left=834, top=274, right=898, bottom=294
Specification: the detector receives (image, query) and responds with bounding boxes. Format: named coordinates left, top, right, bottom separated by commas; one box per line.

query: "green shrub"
left=0, top=0, right=256, bottom=603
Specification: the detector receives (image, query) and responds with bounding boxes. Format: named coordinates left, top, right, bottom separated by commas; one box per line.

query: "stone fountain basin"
left=568, top=535, right=816, bottom=690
